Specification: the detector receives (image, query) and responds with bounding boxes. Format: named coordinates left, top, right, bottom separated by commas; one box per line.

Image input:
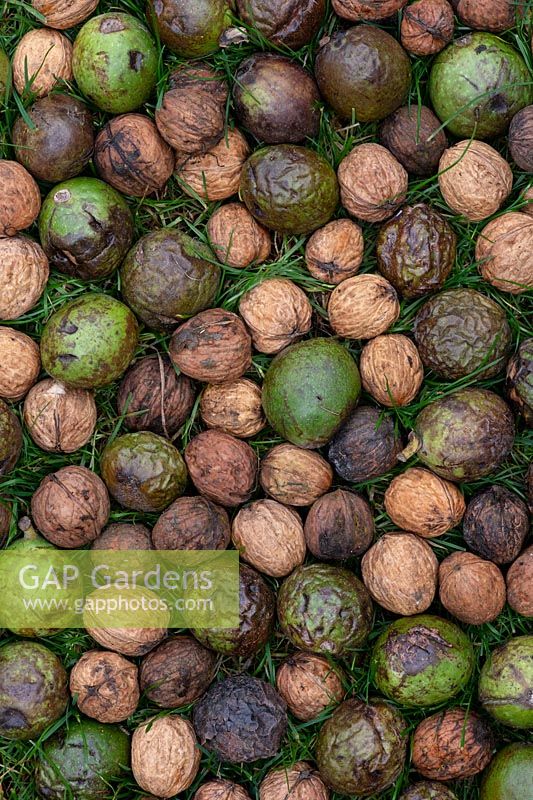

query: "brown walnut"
left=328, top=274, right=400, bottom=339
left=521, top=185, right=533, bottom=216
left=475, top=212, right=533, bottom=294
left=338, top=144, right=408, bottom=222
left=506, top=544, right=533, bottom=618
left=91, top=523, right=152, bottom=551
left=384, top=467, right=465, bottom=537
left=132, top=715, right=200, bottom=798
left=0, top=161, right=41, bottom=236
left=139, top=635, right=216, bottom=708
left=509, top=106, right=533, bottom=172
left=259, top=762, right=330, bottom=800
left=260, top=443, right=332, bottom=506
left=0, top=499, right=10, bottom=546
left=332, top=0, right=408, bottom=20
left=152, top=495, right=231, bottom=550
left=13, top=28, right=72, bottom=97
left=379, top=105, right=448, bottom=176
left=194, top=780, right=252, bottom=800
left=438, top=552, right=506, bottom=625
left=457, top=0, right=520, bottom=32
left=207, top=202, right=271, bottom=268
left=304, top=489, right=374, bottom=560
left=0, top=327, right=40, bottom=401
left=0, top=236, right=49, bottom=320
left=360, top=334, right=423, bottom=406
left=31, top=0, right=99, bottom=28
left=86, top=607, right=167, bottom=656
left=276, top=653, right=345, bottom=721
left=175, top=128, right=250, bottom=201
left=232, top=499, right=306, bottom=577
left=463, top=485, right=529, bottom=564
left=185, top=429, right=258, bottom=507
left=69, top=649, right=139, bottom=723
left=304, top=219, right=364, bottom=284
left=239, top=278, right=312, bottom=354
left=200, top=378, right=265, bottom=438
left=401, top=0, right=454, bottom=56
left=24, top=379, right=97, bottom=453
left=329, top=406, right=403, bottom=482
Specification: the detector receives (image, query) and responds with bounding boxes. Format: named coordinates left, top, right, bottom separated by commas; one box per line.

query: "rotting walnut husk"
left=24, top=379, right=97, bottom=453
left=276, top=652, right=345, bottom=721
left=304, top=489, right=374, bottom=561
left=463, top=485, right=529, bottom=564
left=140, top=635, right=217, bottom=708
left=185, top=430, right=258, bottom=507
left=506, top=338, right=533, bottom=425
left=260, top=444, right=332, bottom=506
left=400, top=783, right=458, bottom=800
left=379, top=106, right=447, bottom=177
left=69, top=649, right=139, bottom=723
left=152, top=495, right=231, bottom=551
left=236, top=0, right=326, bottom=48
left=329, top=406, right=403, bottom=482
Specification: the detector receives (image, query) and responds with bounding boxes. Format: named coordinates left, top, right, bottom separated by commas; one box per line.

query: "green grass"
left=0, top=0, right=532, bottom=798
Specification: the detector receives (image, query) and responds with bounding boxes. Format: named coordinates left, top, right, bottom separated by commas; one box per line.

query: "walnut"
left=0, top=499, right=10, bottom=546
left=463, top=485, right=529, bottom=564
left=0, top=236, right=49, bottom=320
left=31, top=465, right=110, bottom=547
left=0, top=161, right=41, bottom=236
left=438, top=140, right=513, bottom=221
left=194, top=780, right=251, bottom=800
left=12, top=28, right=72, bottom=97
left=332, top=0, right=408, bottom=20
left=155, top=64, right=228, bottom=154
left=509, top=106, right=533, bottom=172
left=139, top=635, right=216, bottom=708
left=379, top=105, right=448, bottom=176
left=329, top=406, right=403, bottom=482
left=69, top=649, right=139, bottom=723
left=304, top=489, right=374, bottom=560
left=185, top=429, right=258, bottom=507
left=438, top=552, right=506, bottom=625
left=276, top=653, right=345, bottom=721
left=260, top=762, right=330, bottom=800
left=232, top=499, right=306, bottom=577
left=0, top=327, right=40, bottom=401
left=304, top=219, right=364, bottom=284
left=521, top=185, right=533, bottom=216
left=475, top=212, right=533, bottom=294
left=152, top=495, right=231, bottom=550
left=31, top=0, right=99, bottom=29
left=170, top=308, right=252, bottom=383
left=175, top=128, right=250, bottom=201
left=239, top=278, right=312, bottom=354
left=260, top=443, right=332, bottom=506
left=412, top=709, right=495, bottom=780
left=23, top=379, right=97, bottom=453
left=328, top=274, right=400, bottom=339
left=207, top=202, right=271, bottom=268
left=200, top=378, right=265, bottom=438
left=132, top=715, right=200, bottom=798
left=401, top=0, right=454, bottom=56
left=360, top=334, right=423, bottom=406
left=457, top=0, right=518, bottom=32
left=338, top=144, right=408, bottom=222
left=384, top=467, right=465, bottom=537
left=91, top=523, right=152, bottom=551
left=506, top=544, right=533, bottom=617
left=361, top=532, right=438, bottom=615
left=86, top=600, right=167, bottom=656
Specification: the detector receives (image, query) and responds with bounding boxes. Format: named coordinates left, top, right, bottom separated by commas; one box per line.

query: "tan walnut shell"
left=86, top=621, right=167, bottom=657
left=475, top=211, right=533, bottom=294
left=0, top=327, right=40, bottom=401
left=521, top=185, right=533, bottom=217
left=276, top=652, right=345, bottom=721
left=185, top=429, right=258, bottom=507
left=69, top=649, right=139, bottom=723
left=232, top=499, right=306, bottom=577
left=260, top=444, right=333, bottom=506
left=13, top=28, right=73, bottom=97
left=332, top=0, right=408, bottom=20
left=438, top=140, right=513, bottom=222
left=31, top=0, right=99, bottom=29
left=438, top=551, right=506, bottom=625
left=0, top=161, right=41, bottom=236
left=360, top=334, right=423, bottom=406
left=456, top=0, right=518, bottom=33
left=194, top=780, right=252, bottom=800
left=0, top=236, right=49, bottom=319
left=207, top=202, right=271, bottom=268
left=175, top=128, right=250, bottom=202
left=338, top=143, right=408, bottom=222
left=361, top=532, right=438, bottom=615
left=259, top=762, right=330, bottom=800
left=506, top=544, right=533, bottom=617
left=305, top=219, right=364, bottom=284
left=384, top=467, right=465, bottom=537
left=23, top=378, right=97, bottom=453
left=239, top=278, right=312, bottom=354
left=200, top=378, right=265, bottom=438
left=328, top=274, right=400, bottom=339
left=401, top=0, right=454, bottom=56
left=132, top=715, right=201, bottom=799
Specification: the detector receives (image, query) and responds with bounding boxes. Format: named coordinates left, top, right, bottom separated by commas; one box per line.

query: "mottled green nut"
left=73, top=13, right=158, bottom=113
left=148, top=0, right=232, bottom=57
left=240, top=145, right=339, bottom=235
left=480, top=743, right=533, bottom=800
left=370, top=614, right=475, bottom=707
left=479, top=635, right=533, bottom=729
left=0, top=48, right=12, bottom=103
left=40, top=293, right=139, bottom=390
left=7, top=531, right=58, bottom=638
left=0, top=400, right=22, bottom=476
left=507, top=338, right=533, bottom=426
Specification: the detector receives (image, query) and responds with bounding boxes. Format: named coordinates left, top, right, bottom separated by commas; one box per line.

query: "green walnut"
left=0, top=48, right=11, bottom=102
left=0, top=399, right=22, bottom=476
left=240, top=145, right=339, bottom=235
left=277, top=563, right=373, bottom=656
left=262, top=338, right=361, bottom=448
left=40, top=293, right=139, bottom=389
left=429, top=32, right=532, bottom=138
left=73, top=13, right=158, bottom=113
left=6, top=526, right=57, bottom=637
left=370, top=614, right=475, bottom=707
left=481, top=743, right=533, bottom=800
left=120, top=228, right=220, bottom=332
left=479, top=635, right=533, bottom=729
left=39, top=177, right=134, bottom=280
left=148, top=0, right=232, bottom=57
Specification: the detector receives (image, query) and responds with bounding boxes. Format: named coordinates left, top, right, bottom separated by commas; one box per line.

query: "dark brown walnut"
left=457, top=0, right=521, bottom=32
left=236, top=0, right=326, bottom=48
left=69, top=649, right=139, bottom=723
left=0, top=236, right=49, bottom=321
left=87, top=622, right=167, bottom=657
left=12, top=28, right=72, bottom=97
left=338, top=144, right=408, bottom=222
left=360, top=334, right=424, bottom=406
left=259, top=762, right=329, bottom=800
left=476, top=212, right=533, bottom=294
left=333, top=0, right=407, bottom=19
left=379, top=106, right=447, bottom=176
left=0, top=499, right=11, bottom=546
left=194, top=780, right=252, bottom=800
left=94, top=113, right=174, bottom=197
left=232, top=499, right=306, bottom=577
left=12, top=95, right=94, bottom=184
left=200, top=379, right=265, bottom=438
left=412, top=708, right=495, bottom=780
left=91, top=523, right=152, bottom=551
left=23, top=379, right=97, bottom=453
left=376, top=204, right=456, bottom=299
left=175, top=128, right=250, bottom=201
left=131, top=715, right=200, bottom=798
left=117, top=354, right=195, bottom=438
left=527, top=462, right=533, bottom=512
left=0, top=160, right=41, bottom=236
left=304, top=219, right=364, bottom=284
left=439, top=552, right=506, bottom=625
left=328, top=406, right=403, bottom=482
left=260, top=443, right=332, bottom=506
left=152, top=495, right=231, bottom=550
left=507, top=339, right=533, bottom=425
left=0, top=327, right=41, bottom=401
left=304, top=489, right=374, bottom=560
left=361, top=532, right=438, bottom=615
left=170, top=309, right=252, bottom=383
left=31, top=465, right=110, bottom=548
left=207, top=202, right=271, bottom=268
left=31, top=0, right=99, bottom=29
left=401, top=0, right=454, bottom=56
left=239, top=278, right=312, bottom=354
left=506, top=544, right=533, bottom=617
left=384, top=467, right=466, bottom=538
left=328, top=274, right=400, bottom=339
left=509, top=106, right=533, bottom=173
left=0, top=399, right=22, bottom=476
left=185, top=430, right=258, bottom=507
left=155, top=64, right=228, bottom=153
left=399, top=783, right=458, bottom=800
left=463, top=485, right=529, bottom=564
left=276, top=652, right=345, bottom=721
left=139, top=635, right=216, bottom=708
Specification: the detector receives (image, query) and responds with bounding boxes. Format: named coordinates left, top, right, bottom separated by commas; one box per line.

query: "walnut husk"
left=31, top=0, right=99, bottom=29
left=438, top=141, right=513, bottom=222
left=384, top=467, right=465, bottom=537
left=508, top=106, right=533, bottom=173
left=239, top=278, right=312, bottom=354
left=475, top=212, right=533, bottom=294
left=185, top=429, right=258, bottom=507
left=139, top=635, right=216, bottom=708
left=200, top=378, right=265, bottom=438
left=304, top=489, right=374, bottom=560
left=305, top=219, right=364, bottom=284
left=0, top=236, right=49, bottom=319
left=0, top=499, right=10, bottom=546
left=276, top=653, right=345, bottom=721
left=207, top=202, right=271, bottom=268
left=87, top=623, right=167, bottom=657
left=360, top=334, right=423, bottom=406
left=152, top=495, right=231, bottom=550
left=0, top=327, right=40, bottom=401
left=0, top=162, right=41, bottom=236
left=259, top=762, right=330, bottom=800
left=69, top=649, right=139, bottom=723
left=260, top=443, right=332, bottom=506
left=23, top=379, right=97, bottom=452
left=438, top=552, right=506, bottom=625
left=506, top=544, right=533, bottom=617
left=379, top=105, right=447, bottom=177
left=232, top=499, right=306, bottom=577
left=412, top=709, right=495, bottom=780
left=91, top=522, right=152, bottom=551
left=456, top=0, right=518, bottom=32
left=175, top=128, right=250, bottom=201
left=131, top=715, right=200, bottom=798
left=338, top=144, right=408, bottom=222
left=401, top=0, right=454, bottom=56
left=194, top=779, right=252, bottom=800
left=332, top=0, right=408, bottom=20
left=13, top=28, right=72, bottom=97
left=361, top=532, right=438, bottom=615
left=328, top=274, right=400, bottom=339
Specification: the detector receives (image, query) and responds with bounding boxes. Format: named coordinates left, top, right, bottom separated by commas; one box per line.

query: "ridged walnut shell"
left=328, top=274, right=400, bottom=339
left=139, top=635, right=216, bottom=708
left=31, top=0, right=99, bottom=29
left=412, top=708, right=495, bottom=780
left=91, top=522, right=152, bottom=551
left=457, top=0, right=519, bottom=32
left=332, top=0, right=408, bottom=20
left=399, top=782, right=458, bottom=800
left=338, top=144, right=408, bottom=222
left=200, top=378, right=265, bottom=438
left=259, top=762, right=330, bottom=800
left=521, top=185, right=533, bottom=216
left=69, top=649, right=139, bottom=723
left=239, top=278, right=312, bottom=354
left=506, top=545, right=533, bottom=617
left=0, top=236, right=49, bottom=320
left=194, top=780, right=251, bottom=800
left=305, top=219, right=364, bottom=284
left=304, top=489, right=374, bottom=560
left=0, top=400, right=22, bottom=476
left=13, top=28, right=72, bottom=97
left=379, top=106, right=447, bottom=177
left=207, top=202, right=271, bottom=268
left=329, top=406, right=403, bottom=482
left=170, top=308, right=252, bottom=384
left=232, top=499, right=306, bottom=577
left=276, top=653, right=345, bottom=721
left=509, top=106, right=533, bottom=173
left=360, top=334, right=423, bottom=407
left=87, top=623, right=166, bottom=657
left=132, top=716, right=200, bottom=798
left=0, top=162, right=41, bottom=236
left=439, top=552, right=506, bottom=625
left=463, top=485, right=529, bottom=564
left=175, top=128, right=250, bottom=201
left=384, top=467, right=465, bottom=537
left=185, top=429, right=258, bottom=507
left=24, top=379, right=97, bottom=453
left=361, top=532, right=438, bottom=615
left=152, top=495, right=231, bottom=550
left=475, top=212, right=533, bottom=294
left=0, top=327, right=40, bottom=401
left=438, top=141, right=513, bottom=222
left=401, top=0, right=454, bottom=56
left=260, top=444, right=332, bottom=506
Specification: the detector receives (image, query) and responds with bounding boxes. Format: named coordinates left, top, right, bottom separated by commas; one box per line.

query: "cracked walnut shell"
left=175, top=128, right=250, bottom=202
left=132, top=715, right=200, bottom=799
left=24, top=379, right=97, bottom=453
left=0, top=236, right=49, bottom=320
left=439, top=552, right=506, bottom=625
left=69, top=649, right=139, bottom=723
left=260, top=762, right=330, bottom=800
left=328, top=274, right=400, bottom=339
left=360, top=334, right=423, bottom=407
left=239, top=278, right=312, bottom=354
left=200, top=378, right=265, bottom=438
left=384, top=467, right=465, bottom=537
left=260, top=444, right=332, bottom=506
left=276, top=653, right=345, bottom=721
left=232, top=499, right=306, bottom=577
left=475, top=212, right=533, bottom=294
left=208, top=203, right=271, bottom=268
left=0, top=327, right=40, bottom=401
left=401, top=0, right=454, bottom=56
left=332, top=0, right=408, bottom=20
left=338, top=144, right=408, bottom=222
left=31, top=0, right=99, bottom=29
left=0, top=161, right=41, bottom=237
left=305, top=219, right=364, bottom=284
left=13, top=28, right=72, bottom=97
